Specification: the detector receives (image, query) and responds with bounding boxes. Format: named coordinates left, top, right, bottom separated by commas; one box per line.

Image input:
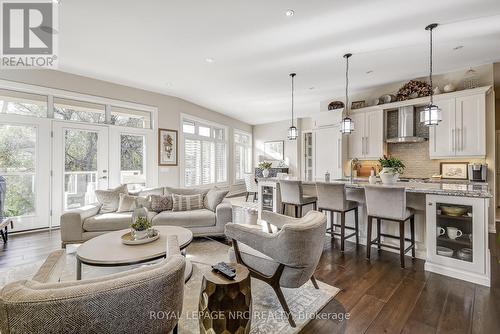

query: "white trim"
left=0, top=79, right=157, bottom=113
left=233, top=128, right=253, bottom=184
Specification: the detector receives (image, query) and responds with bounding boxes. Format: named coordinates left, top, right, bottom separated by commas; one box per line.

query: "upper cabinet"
left=348, top=109, right=384, bottom=160
left=429, top=93, right=486, bottom=159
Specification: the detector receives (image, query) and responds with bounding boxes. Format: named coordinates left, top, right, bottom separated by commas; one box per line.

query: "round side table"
left=199, top=263, right=252, bottom=334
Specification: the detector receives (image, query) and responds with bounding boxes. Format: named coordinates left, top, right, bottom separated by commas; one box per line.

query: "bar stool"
left=316, top=182, right=359, bottom=251
left=364, top=185, right=416, bottom=268
left=243, top=173, right=258, bottom=202
left=279, top=180, right=317, bottom=217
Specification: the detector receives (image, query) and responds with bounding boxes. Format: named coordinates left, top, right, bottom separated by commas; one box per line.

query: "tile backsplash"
left=387, top=142, right=440, bottom=178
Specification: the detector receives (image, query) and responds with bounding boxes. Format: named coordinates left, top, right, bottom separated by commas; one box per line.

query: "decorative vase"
left=132, top=229, right=149, bottom=240
left=262, top=169, right=270, bottom=178
left=131, top=204, right=148, bottom=224
left=379, top=167, right=399, bottom=184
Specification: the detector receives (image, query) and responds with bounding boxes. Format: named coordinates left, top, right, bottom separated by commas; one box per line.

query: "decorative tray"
left=121, top=229, right=159, bottom=245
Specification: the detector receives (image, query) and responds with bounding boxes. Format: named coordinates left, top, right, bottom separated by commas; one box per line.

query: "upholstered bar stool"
left=364, top=185, right=416, bottom=268
left=279, top=180, right=317, bottom=217
left=244, top=173, right=258, bottom=202
left=316, top=182, right=359, bottom=251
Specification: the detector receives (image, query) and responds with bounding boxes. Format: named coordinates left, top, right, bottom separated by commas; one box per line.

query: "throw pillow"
left=204, top=188, right=229, bottom=211
left=165, top=186, right=209, bottom=197
left=150, top=194, right=172, bottom=212
left=172, top=194, right=204, bottom=211
left=117, top=193, right=138, bottom=212
left=95, top=184, right=128, bottom=213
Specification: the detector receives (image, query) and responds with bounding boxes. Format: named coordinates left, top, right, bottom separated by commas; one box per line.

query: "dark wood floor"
left=1, top=226, right=499, bottom=334
left=303, top=223, right=500, bottom=334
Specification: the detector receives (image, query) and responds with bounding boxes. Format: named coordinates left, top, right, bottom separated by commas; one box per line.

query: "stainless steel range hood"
left=386, top=106, right=426, bottom=143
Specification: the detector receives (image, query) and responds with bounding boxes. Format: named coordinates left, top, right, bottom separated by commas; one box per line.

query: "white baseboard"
left=424, top=262, right=490, bottom=287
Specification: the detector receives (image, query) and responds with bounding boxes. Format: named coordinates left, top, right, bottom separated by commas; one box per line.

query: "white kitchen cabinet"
left=425, top=194, right=490, bottom=286
left=429, top=94, right=486, bottom=158
left=314, top=125, right=344, bottom=180
left=348, top=109, right=384, bottom=160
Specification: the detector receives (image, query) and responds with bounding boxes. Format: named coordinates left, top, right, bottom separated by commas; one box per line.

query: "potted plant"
left=378, top=155, right=405, bottom=184
left=258, top=161, right=273, bottom=178
left=131, top=216, right=152, bottom=240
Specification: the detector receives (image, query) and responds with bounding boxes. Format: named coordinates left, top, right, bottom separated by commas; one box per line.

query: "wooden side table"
left=199, top=263, right=252, bottom=334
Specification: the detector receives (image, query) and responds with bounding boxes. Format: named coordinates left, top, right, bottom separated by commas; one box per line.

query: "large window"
left=182, top=117, right=227, bottom=187
left=234, top=130, right=252, bottom=182
left=54, top=98, right=106, bottom=123
left=111, top=106, right=151, bottom=129
left=0, top=89, right=47, bottom=117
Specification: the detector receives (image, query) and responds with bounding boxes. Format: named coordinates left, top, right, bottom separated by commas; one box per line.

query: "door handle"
left=451, top=128, right=455, bottom=152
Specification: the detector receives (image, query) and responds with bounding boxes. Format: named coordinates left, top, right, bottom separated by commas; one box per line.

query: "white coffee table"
left=76, top=226, right=193, bottom=281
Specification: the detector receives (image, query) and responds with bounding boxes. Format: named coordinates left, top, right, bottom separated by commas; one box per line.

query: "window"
left=0, top=124, right=37, bottom=217
left=120, top=134, right=146, bottom=191
left=0, top=89, right=47, bottom=117
left=54, top=97, right=106, bottom=123
left=234, top=131, right=252, bottom=182
left=111, top=106, right=151, bottom=129
left=182, top=117, right=227, bottom=187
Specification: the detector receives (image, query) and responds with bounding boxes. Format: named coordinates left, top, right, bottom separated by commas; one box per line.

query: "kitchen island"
left=257, top=177, right=492, bottom=286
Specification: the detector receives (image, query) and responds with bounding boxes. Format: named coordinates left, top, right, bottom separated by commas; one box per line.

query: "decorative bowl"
left=437, top=246, right=454, bottom=257
left=457, top=248, right=473, bottom=261
left=440, top=206, right=467, bottom=216
left=121, top=229, right=159, bottom=245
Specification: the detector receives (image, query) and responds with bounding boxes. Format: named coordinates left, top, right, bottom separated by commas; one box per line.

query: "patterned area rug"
left=0, top=238, right=339, bottom=334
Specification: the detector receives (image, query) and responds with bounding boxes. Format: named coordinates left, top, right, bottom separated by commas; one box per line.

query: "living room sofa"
left=60, top=186, right=232, bottom=247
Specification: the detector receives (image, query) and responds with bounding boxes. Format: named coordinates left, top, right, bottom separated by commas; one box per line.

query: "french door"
left=0, top=115, right=51, bottom=231
left=52, top=121, right=109, bottom=225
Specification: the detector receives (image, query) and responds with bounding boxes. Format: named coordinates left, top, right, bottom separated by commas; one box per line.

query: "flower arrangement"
left=258, top=161, right=272, bottom=170
left=131, top=217, right=152, bottom=231
left=378, top=155, right=406, bottom=174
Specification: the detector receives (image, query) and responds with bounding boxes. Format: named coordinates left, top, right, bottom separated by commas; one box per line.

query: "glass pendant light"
left=287, top=73, right=298, bottom=140
left=341, top=53, right=354, bottom=134
left=420, top=23, right=442, bottom=126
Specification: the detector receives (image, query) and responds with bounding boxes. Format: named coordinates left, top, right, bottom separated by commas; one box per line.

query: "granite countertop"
left=257, top=177, right=492, bottom=198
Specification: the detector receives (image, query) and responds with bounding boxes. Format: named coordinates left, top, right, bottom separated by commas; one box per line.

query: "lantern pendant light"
left=420, top=23, right=442, bottom=126
left=287, top=73, right=298, bottom=140
left=341, top=53, right=354, bottom=134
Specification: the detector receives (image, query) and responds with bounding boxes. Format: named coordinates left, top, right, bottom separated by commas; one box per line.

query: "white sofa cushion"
left=152, top=209, right=215, bottom=228
left=83, top=211, right=157, bottom=232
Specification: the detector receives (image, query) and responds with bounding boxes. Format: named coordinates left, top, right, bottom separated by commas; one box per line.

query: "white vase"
left=132, top=229, right=149, bottom=240
left=262, top=169, right=270, bottom=178
left=379, top=167, right=399, bottom=184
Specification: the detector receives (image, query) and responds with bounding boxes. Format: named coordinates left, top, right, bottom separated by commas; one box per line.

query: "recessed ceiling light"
left=285, top=9, right=295, bottom=17
left=366, top=70, right=374, bottom=74
left=205, top=57, right=214, bottom=63
left=309, top=87, right=315, bottom=90
left=453, top=45, right=464, bottom=51
left=165, top=82, right=173, bottom=87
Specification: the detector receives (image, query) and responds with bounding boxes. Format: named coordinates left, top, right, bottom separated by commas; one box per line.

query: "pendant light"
left=420, top=23, right=441, bottom=126
left=341, top=53, right=354, bottom=134
left=287, top=73, right=298, bottom=140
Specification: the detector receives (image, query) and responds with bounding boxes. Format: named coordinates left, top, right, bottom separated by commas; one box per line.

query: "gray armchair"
left=0, top=236, right=185, bottom=334
left=225, top=210, right=326, bottom=327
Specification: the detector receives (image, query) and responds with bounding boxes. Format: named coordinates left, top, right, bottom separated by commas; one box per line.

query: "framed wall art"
left=440, top=162, right=468, bottom=180
left=158, top=129, right=178, bottom=166
left=264, top=140, right=284, bottom=161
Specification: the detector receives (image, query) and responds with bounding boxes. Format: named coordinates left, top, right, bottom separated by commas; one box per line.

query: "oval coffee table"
left=76, top=226, right=193, bottom=281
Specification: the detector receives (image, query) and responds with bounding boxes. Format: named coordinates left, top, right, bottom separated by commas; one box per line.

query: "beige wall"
left=0, top=69, right=252, bottom=189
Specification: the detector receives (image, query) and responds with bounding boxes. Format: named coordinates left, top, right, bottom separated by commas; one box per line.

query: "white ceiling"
left=59, top=0, right=500, bottom=124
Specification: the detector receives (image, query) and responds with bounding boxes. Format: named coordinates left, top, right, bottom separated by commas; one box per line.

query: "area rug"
left=0, top=238, right=339, bottom=334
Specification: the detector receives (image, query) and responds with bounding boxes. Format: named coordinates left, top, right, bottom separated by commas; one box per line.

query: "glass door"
left=435, top=203, right=473, bottom=262
left=303, top=132, right=313, bottom=181
left=52, top=121, right=109, bottom=225
left=0, top=117, right=51, bottom=231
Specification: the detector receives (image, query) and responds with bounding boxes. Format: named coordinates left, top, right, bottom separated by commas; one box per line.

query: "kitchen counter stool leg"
left=366, top=216, right=373, bottom=260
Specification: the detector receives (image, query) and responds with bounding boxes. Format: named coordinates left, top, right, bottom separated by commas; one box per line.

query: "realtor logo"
left=1, top=0, right=58, bottom=68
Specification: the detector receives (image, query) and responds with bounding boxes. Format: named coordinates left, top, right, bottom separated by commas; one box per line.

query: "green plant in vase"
left=378, top=155, right=406, bottom=184
left=258, top=161, right=273, bottom=178
left=131, top=216, right=152, bottom=240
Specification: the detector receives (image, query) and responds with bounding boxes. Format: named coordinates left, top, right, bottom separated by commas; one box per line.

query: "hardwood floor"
left=1, top=225, right=499, bottom=334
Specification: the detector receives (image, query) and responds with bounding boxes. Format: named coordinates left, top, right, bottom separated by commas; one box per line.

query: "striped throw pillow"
left=172, top=194, right=204, bottom=211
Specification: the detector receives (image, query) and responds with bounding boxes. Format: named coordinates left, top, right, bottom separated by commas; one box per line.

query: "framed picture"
left=351, top=100, right=366, bottom=110
left=264, top=141, right=284, bottom=161
left=440, top=162, right=468, bottom=180
left=158, top=129, right=178, bottom=166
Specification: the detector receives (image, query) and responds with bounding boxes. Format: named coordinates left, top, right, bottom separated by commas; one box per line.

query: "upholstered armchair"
left=0, top=236, right=185, bottom=334
left=225, top=210, right=327, bottom=327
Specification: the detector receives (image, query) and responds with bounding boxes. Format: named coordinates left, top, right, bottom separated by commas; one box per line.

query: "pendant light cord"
left=291, top=73, right=294, bottom=127
left=429, top=26, right=433, bottom=105
left=345, top=56, right=349, bottom=117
